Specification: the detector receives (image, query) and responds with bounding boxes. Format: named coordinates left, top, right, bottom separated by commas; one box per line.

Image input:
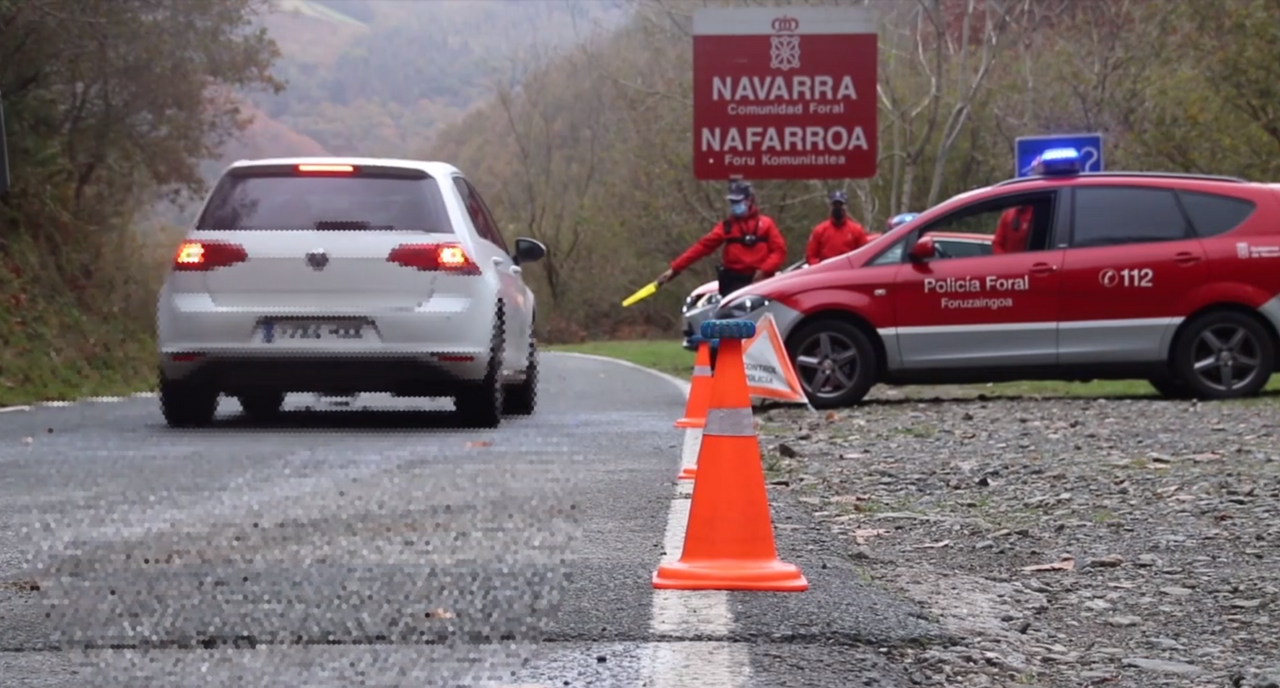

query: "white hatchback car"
left=155, top=157, right=546, bottom=428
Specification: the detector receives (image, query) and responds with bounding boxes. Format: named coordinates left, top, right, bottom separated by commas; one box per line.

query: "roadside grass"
left=546, top=339, right=694, bottom=380
left=544, top=339, right=1280, bottom=400
left=0, top=228, right=179, bottom=407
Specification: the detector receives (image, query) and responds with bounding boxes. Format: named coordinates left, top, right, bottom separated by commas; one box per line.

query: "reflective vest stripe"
left=693, top=365, right=712, bottom=377
left=703, top=406, right=755, bottom=437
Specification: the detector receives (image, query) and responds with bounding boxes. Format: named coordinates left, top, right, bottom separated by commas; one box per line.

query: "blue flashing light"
left=888, top=212, right=920, bottom=228
left=1030, top=147, right=1082, bottom=176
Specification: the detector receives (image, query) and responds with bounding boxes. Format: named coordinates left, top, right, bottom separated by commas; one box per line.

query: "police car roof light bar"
left=1031, top=147, right=1082, bottom=177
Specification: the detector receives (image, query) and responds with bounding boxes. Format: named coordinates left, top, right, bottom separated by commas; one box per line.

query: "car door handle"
left=491, top=256, right=505, bottom=265
left=1173, top=252, right=1202, bottom=265
left=509, top=266, right=522, bottom=276
left=1029, top=262, right=1057, bottom=275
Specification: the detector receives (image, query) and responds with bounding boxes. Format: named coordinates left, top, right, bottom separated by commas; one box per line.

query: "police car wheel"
left=1172, top=310, right=1275, bottom=401
left=786, top=318, right=878, bottom=409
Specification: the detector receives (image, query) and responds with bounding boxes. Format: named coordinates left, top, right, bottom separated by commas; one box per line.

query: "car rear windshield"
left=196, top=170, right=453, bottom=232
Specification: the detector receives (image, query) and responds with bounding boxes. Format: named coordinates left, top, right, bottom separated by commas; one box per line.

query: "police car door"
left=892, top=190, right=1066, bottom=370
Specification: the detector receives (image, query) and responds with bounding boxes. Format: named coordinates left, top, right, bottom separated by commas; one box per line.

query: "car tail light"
left=386, top=243, right=481, bottom=274
left=296, top=163, right=355, bottom=174
left=173, top=241, right=248, bottom=271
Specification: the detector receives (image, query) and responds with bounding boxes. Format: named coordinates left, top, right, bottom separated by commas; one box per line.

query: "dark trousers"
left=716, top=265, right=755, bottom=298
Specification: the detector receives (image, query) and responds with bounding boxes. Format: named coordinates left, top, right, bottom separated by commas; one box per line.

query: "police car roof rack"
left=994, top=171, right=1247, bottom=188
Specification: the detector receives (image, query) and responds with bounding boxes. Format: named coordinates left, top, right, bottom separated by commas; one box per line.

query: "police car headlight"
left=684, top=292, right=722, bottom=314
left=714, top=294, right=770, bottom=319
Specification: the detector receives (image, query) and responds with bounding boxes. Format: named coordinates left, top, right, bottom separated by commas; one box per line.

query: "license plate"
left=261, top=321, right=365, bottom=343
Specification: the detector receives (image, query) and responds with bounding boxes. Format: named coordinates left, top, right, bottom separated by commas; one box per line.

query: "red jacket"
left=806, top=217, right=870, bottom=265
left=670, top=207, right=787, bottom=275
left=992, top=206, right=1033, bottom=254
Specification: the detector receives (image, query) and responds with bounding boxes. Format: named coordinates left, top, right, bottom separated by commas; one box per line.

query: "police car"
left=680, top=227, right=992, bottom=350
left=714, top=148, right=1280, bottom=407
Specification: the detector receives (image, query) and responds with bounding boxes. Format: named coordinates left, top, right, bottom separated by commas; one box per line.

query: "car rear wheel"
left=1173, top=311, right=1275, bottom=400
left=455, top=325, right=505, bottom=428
left=502, top=336, right=538, bottom=416
left=238, top=391, right=285, bottom=420
left=786, top=318, right=878, bottom=409
left=159, top=375, right=219, bottom=428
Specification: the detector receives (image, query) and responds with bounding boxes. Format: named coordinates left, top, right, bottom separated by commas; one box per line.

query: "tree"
left=0, top=0, right=283, bottom=219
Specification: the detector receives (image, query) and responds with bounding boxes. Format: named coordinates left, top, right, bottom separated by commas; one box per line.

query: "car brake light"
left=296, top=164, right=355, bottom=174
left=386, top=243, right=481, bottom=274
left=173, top=240, right=248, bottom=271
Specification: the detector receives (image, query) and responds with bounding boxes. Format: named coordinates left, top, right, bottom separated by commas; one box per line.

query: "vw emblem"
left=772, top=15, right=799, bottom=32
left=306, top=249, right=329, bottom=271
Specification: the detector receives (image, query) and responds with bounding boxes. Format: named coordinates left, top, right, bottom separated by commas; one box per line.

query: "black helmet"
left=726, top=181, right=753, bottom=203
left=828, top=190, right=848, bottom=204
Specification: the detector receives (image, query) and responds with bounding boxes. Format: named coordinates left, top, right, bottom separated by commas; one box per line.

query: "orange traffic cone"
left=653, top=319, right=808, bottom=592
left=674, top=338, right=714, bottom=429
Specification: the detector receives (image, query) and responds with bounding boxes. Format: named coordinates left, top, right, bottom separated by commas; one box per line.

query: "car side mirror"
left=908, top=236, right=936, bottom=262
left=513, top=237, right=547, bottom=265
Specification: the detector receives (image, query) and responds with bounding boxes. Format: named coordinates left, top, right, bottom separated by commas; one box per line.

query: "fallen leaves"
left=915, top=540, right=952, bottom=549
left=1022, top=555, right=1075, bottom=573
left=828, top=494, right=872, bottom=504
left=852, top=528, right=890, bottom=545
left=0, top=579, right=41, bottom=592
left=465, top=441, right=492, bottom=448
left=426, top=608, right=456, bottom=619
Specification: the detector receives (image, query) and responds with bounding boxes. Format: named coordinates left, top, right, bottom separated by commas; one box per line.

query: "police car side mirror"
left=0, top=92, right=10, bottom=198
left=513, top=237, right=547, bottom=265
left=908, top=236, right=936, bottom=262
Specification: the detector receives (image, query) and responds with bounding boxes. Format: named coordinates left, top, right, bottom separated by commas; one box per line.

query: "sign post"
left=0, top=90, right=10, bottom=197
left=692, top=7, right=879, bottom=181
left=1015, top=133, right=1103, bottom=178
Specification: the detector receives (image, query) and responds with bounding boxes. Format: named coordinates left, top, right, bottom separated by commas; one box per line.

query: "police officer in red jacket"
left=805, top=190, right=871, bottom=265
left=655, top=181, right=787, bottom=297
left=992, top=205, right=1034, bottom=254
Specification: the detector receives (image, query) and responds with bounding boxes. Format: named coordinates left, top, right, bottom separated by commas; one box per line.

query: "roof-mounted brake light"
left=296, top=164, right=355, bottom=174
left=1030, top=148, right=1082, bottom=177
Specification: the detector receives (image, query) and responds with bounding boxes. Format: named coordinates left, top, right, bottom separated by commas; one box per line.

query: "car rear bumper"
left=159, top=351, right=490, bottom=396
left=157, top=291, right=496, bottom=392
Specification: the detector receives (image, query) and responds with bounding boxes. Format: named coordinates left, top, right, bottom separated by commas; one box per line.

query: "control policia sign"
left=691, top=6, right=879, bottom=181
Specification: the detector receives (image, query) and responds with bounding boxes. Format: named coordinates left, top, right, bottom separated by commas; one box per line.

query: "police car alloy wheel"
left=785, top=319, right=879, bottom=408
left=1172, top=310, right=1274, bottom=400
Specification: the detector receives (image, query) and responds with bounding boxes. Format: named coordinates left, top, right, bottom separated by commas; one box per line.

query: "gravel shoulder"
left=758, top=386, right=1280, bottom=688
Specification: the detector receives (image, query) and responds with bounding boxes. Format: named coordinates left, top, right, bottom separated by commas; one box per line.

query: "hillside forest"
left=2, top=0, right=1280, bottom=403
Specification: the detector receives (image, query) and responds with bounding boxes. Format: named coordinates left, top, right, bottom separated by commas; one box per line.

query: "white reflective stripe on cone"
left=693, top=365, right=713, bottom=376
left=703, top=407, right=755, bottom=436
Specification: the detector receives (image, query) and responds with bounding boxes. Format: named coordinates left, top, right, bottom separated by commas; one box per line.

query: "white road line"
left=547, top=354, right=751, bottom=687
left=643, top=425, right=750, bottom=686
left=0, top=405, right=31, bottom=414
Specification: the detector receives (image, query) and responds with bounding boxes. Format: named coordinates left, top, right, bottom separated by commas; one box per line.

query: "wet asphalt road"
left=0, top=353, right=941, bottom=687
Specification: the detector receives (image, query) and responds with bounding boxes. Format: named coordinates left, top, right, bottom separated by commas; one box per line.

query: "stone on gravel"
left=759, top=386, right=1280, bottom=687
left=1122, top=657, right=1205, bottom=675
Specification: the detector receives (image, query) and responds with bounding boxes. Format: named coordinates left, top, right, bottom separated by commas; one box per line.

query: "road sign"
left=692, top=7, right=879, bottom=181
left=1015, top=133, right=1103, bottom=177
